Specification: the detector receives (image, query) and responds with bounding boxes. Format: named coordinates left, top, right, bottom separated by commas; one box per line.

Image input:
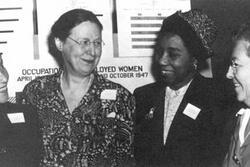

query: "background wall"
left=0, top=0, right=191, bottom=98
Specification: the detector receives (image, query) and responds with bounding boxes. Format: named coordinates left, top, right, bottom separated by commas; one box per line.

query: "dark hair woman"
left=22, top=9, right=135, bottom=166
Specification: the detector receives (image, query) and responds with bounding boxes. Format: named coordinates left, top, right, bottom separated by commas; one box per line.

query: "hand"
left=0, top=53, right=9, bottom=88
left=0, top=53, right=9, bottom=102
left=0, top=53, right=9, bottom=80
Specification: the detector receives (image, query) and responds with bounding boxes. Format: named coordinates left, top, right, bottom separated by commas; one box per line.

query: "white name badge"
left=7, top=112, right=25, bottom=123
left=107, top=111, right=116, bottom=118
left=183, top=103, right=201, bottom=120
left=100, top=89, right=117, bottom=100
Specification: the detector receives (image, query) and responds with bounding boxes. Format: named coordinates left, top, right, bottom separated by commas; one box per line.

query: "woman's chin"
left=243, top=97, right=250, bottom=107
left=236, top=93, right=248, bottom=106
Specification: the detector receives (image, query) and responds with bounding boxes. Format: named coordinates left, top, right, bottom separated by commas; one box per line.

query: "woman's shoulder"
left=23, top=73, right=58, bottom=92
left=134, top=82, right=160, bottom=94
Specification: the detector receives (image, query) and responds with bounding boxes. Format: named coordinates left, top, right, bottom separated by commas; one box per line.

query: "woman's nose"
left=159, top=52, right=169, bottom=65
left=226, top=66, right=234, bottom=79
left=85, top=43, right=96, bottom=55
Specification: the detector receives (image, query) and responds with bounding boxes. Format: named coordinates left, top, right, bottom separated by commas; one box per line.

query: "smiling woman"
left=227, top=40, right=250, bottom=106
left=55, top=21, right=102, bottom=79
left=18, top=9, right=135, bottom=167
left=223, top=22, right=250, bottom=167
left=133, top=9, right=226, bottom=167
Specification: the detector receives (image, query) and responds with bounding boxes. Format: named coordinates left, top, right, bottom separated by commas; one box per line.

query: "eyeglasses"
left=68, top=36, right=105, bottom=49
left=230, top=60, right=243, bottom=73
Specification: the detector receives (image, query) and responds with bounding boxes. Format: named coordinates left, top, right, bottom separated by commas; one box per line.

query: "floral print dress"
left=21, top=70, right=135, bottom=167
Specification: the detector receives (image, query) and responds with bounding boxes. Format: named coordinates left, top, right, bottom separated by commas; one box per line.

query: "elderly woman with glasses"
left=18, top=9, right=135, bottom=166
left=223, top=22, right=250, bottom=167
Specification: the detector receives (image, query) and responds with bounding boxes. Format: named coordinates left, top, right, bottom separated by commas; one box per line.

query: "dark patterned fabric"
left=21, top=69, right=135, bottom=167
left=159, top=9, right=217, bottom=60
left=178, top=9, right=217, bottom=57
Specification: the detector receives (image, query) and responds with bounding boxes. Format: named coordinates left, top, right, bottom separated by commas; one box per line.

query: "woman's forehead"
left=232, top=40, right=250, bottom=60
left=70, top=21, right=102, bottom=38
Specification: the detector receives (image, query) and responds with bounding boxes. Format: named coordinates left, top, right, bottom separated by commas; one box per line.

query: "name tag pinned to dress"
left=101, top=89, right=117, bottom=100
left=183, top=103, right=201, bottom=120
left=7, top=112, right=25, bottom=123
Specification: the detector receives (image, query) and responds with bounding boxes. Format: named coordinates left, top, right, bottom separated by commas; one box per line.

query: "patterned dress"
left=21, top=70, right=135, bottom=167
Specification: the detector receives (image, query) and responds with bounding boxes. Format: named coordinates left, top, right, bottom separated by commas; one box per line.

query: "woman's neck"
left=61, top=71, right=92, bottom=90
left=169, top=71, right=196, bottom=90
left=60, top=71, right=94, bottom=113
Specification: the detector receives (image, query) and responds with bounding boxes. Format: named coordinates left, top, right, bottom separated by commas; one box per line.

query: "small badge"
left=107, top=111, right=116, bottom=118
left=101, top=89, right=117, bottom=100
left=145, top=107, right=155, bottom=120
left=183, top=103, right=201, bottom=120
left=7, top=112, right=25, bottom=123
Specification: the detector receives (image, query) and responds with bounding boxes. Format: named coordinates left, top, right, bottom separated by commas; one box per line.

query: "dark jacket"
left=222, top=102, right=250, bottom=167
left=0, top=103, right=42, bottom=167
left=134, top=74, right=226, bottom=167
left=223, top=115, right=250, bottom=167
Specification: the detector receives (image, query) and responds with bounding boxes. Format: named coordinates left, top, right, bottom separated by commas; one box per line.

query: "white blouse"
left=163, top=81, right=192, bottom=144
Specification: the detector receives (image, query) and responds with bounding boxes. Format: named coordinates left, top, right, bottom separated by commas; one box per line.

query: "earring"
left=193, top=63, right=197, bottom=70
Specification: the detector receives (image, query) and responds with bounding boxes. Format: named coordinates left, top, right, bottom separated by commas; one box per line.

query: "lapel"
left=241, top=118, right=250, bottom=149
left=151, top=74, right=208, bottom=146
left=242, top=136, right=250, bottom=148
left=151, top=84, right=166, bottom=146
left=164, top=74, right=204, bottom=142
left=233, top=116, right=241, bottom=149
left=231, top=114, right=250, bottom=166
left=234, top=116, right=241, bottom=143
left=180, top=73, right=203, bottom=105
left=231, top=114, right=250, bottom=158
left=232, top=109, right=250, bottom=151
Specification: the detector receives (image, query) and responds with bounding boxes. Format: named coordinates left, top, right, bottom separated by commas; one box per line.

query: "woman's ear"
left=54, top=38, right=63, bottom=51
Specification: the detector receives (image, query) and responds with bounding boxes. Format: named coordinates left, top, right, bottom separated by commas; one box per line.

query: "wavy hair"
left=47, top=9, right=103, bottom=68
